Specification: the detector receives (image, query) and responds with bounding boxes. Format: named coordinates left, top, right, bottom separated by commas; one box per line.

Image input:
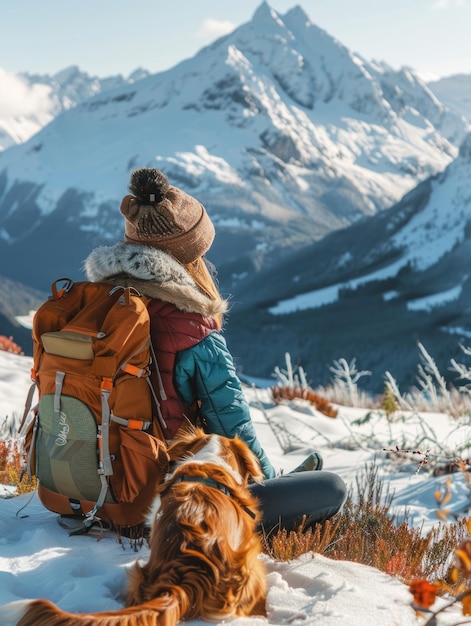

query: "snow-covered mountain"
left=226, top=131, right=471, bottom=391
left=0, top=1, right=468, bottom=296
left=428, top=74, right=471, bottom=122
left=0, top=65, right=150, bottom=150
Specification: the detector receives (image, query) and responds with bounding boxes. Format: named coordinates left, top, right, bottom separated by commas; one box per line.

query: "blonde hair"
left=185, top=258, right=225, bottom=330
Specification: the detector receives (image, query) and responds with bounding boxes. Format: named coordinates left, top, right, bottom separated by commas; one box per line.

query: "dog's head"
left=145, top=427, right=264, bottom=529
left=166, top=427, right=264, bottom=485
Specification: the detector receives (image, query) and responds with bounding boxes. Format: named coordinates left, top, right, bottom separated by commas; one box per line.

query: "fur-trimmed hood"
left=84, top=242, right=227, bottom=318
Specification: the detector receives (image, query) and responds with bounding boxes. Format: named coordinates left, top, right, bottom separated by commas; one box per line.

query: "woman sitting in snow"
left=84, top=167, right=347, bottom=531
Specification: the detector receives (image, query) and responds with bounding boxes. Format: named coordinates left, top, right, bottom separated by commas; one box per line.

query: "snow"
left=14, top=312, right=35, bottom=330
left=268, top=283, right=340, bottom=313
left=389, top=172, right=471, bottom=272
left=407, top=285, right=463, bottom=312
left=269, top=259, right=405, bottom=314
left=443, top=326, right=471, bottom=340
left=0, top=350, right=468, bottom=624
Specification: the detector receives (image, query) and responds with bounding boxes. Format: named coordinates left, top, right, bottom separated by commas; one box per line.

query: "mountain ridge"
left=0, top=65, right=150, bottom=151
left=0, top=2, right=470, bottom=381
left=225, top=130, right=471, bottom=390
left=0, top=2, right=467, bottom=291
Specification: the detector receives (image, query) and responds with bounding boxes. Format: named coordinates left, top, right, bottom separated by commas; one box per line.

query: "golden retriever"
left=1, top=428, right=266, bottom=625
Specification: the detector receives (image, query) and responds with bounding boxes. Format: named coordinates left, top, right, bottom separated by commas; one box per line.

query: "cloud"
left=196, top=18, right=236, bottom=39
left=0, top=68, right=54, bottom=118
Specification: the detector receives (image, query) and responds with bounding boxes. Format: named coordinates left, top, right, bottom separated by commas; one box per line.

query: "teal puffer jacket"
left=174, top=332, right=276, bottom=480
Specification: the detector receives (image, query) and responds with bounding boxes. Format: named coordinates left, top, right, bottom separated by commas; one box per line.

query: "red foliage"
left=0, top=440, right=20, bottom=481
left=0, top=335, right=23, bottom=355
left=271, top=386, right=338, bottom=418
left=409, top=580, right=438, bottom=609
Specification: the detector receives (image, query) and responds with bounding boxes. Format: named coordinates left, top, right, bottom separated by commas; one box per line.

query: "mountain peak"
left=251, top=2, right=286, bottom=32
left=283, top=4, right=311, bottom=25
left=0, top=0, right=467, bottom=301
left=53, top=65, right=82, bottom=84
left=253, top=1, right=273, bottom=16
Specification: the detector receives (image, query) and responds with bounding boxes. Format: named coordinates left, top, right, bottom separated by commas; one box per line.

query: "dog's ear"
left=167, top=427, right=208, bottom=462
left=231, top=437, right=264, bottom=484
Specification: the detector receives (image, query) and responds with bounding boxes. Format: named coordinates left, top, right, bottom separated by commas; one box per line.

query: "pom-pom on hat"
left=120, top=168, right=215, bottom=264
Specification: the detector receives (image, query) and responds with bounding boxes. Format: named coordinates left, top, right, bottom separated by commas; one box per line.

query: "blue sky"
left=1, top=0, right=470, bottom=80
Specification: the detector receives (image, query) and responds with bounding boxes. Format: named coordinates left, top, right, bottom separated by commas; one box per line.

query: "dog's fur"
left=1, top=429, right=266, bottom=626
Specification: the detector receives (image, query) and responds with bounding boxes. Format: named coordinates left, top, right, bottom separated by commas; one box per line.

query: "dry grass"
left=2, top=431, right=470, bottom=605
left=262, top=463, right=470, bottom=587
left=0, top=439, right=36, bottom=495
left=2, top=434, right=466, bottom=588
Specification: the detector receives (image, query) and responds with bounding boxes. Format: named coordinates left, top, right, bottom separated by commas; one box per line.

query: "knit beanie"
left=120, top=168, right=215, bottom=264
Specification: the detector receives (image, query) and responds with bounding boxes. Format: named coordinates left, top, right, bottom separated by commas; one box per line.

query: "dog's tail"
left=0, top=587, right=189, bottom=626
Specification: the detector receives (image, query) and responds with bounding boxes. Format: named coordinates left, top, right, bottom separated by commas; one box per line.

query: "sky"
left=1, top=0, right=470, bottom=81
left=1, top=348, right=471, bottom=624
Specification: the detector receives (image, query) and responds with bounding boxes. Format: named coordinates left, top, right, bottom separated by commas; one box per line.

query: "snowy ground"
left=0, top=350, right=469, bottom=625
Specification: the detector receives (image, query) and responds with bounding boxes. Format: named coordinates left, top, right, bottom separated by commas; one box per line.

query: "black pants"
left=249, top=471, right=347, bottom=532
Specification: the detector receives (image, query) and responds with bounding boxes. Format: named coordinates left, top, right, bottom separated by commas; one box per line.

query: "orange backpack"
left=20, top=278, right=169, bottom=534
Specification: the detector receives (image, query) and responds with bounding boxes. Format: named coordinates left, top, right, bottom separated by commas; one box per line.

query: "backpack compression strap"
left=83, top=377, right=114, bottom=528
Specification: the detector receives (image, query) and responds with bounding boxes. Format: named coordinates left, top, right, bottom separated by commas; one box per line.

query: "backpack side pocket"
left=112, top=428, right=169, bottom=504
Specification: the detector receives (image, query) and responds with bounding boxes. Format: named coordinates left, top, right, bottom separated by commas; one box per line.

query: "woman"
left=84, top=167, right=346, bottom=531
